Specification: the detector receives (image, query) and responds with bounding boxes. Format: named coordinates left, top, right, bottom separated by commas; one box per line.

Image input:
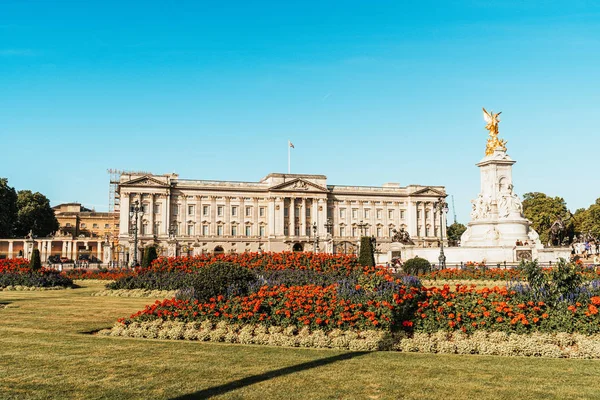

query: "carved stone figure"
left=291, top=180, right=309, bottom=190
left=391, top=228, right=414, bottom=245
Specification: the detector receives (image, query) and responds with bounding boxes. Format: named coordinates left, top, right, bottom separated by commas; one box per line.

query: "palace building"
left=117, top=172, right=447, bottom=263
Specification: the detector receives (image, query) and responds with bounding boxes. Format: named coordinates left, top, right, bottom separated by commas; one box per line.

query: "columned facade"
left=113, top=172, right=446, bottom=259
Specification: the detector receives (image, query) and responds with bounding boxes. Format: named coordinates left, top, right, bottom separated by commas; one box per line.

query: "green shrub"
left=142, top=246, right=158, bottom=268
left=358, top=237, right=375, bottom=267
left=29, top=249, right=41, bottom=271
left=188, top=262, right=258, bottom=302
left=403, top=257, right=431, bottom=276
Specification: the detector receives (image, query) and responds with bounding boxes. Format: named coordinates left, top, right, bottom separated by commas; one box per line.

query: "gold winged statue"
left=482, top=107, right=507, bottom=156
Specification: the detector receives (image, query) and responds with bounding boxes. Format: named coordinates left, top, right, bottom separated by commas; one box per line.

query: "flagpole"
left=288, top=140, right=291, bottom=174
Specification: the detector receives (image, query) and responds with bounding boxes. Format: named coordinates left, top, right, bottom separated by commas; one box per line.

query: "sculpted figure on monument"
left=483, top=107, right=508, bottom=156
left=391, top=227, right=414, bottom=245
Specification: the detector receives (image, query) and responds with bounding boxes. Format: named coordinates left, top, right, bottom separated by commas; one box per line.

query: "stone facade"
left=118, top=172, right=447, bottom=263
left=53, top=203, right=119, bottom=240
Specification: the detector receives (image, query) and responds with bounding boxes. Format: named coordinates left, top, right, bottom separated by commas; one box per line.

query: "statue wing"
left=482, top=107, right=492, bottom=124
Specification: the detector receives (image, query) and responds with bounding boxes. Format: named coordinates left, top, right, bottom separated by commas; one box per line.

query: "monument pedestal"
left=460, top=149, right=541, bottom=249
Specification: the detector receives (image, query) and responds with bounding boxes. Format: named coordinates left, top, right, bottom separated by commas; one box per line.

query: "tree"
left=358, top=237, right=375, bottom=267
left=29, top=248, right=41, bottom=271
left=446, top=222, right=467, bottom=245
left=522, top=192, right=572, bottom=245
left=572, top=198, right=600, bottom=239
left=15, top=191, right=59, bottom=237
left=141, top=246, right=158, bottom=268
left=0, top=178, right=18, bottom=237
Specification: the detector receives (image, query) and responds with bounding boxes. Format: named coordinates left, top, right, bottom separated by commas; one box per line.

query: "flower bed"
left=64, top=268, right=136, bottom=281
left=0, top=259, right=73, bottom=288
left=418, top=266, right=600, bottom=282
left=100, top=319, right=600, bottom=358
left=93, top=288, right=177, bottom=298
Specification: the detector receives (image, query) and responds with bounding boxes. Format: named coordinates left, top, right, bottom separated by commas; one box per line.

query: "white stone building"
left=117, top=172, right=447, bottom=263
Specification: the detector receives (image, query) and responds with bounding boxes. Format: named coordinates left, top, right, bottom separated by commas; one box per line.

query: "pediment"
left=410, top=187, right=446, bottom=197
left=121, top=175, right=170, bottom=188
left=269, top=178, right=328, bottom=193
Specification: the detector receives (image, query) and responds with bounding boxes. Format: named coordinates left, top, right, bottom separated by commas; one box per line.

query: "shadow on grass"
left=170, top=350, right=370, bottom=399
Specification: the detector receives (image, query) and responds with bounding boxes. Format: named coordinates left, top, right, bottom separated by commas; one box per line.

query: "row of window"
left=170, top=205, right=267, bottom=218
left=339, top=208, right=407, bottom=220
left=64, top=223, right=112, bottom=229
left=141, top=223, right=266, bottom=237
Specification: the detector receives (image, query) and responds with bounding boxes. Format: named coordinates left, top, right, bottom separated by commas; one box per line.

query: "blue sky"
left=1, top=1, right=599, bottom=222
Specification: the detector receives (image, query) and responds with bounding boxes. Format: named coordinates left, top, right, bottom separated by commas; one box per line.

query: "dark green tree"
left=358, top=237, right=375, bottom=267
left=402, top=257, right=431, bottom=275
left=522, top=192, right=571, bottom=245
left=0, top=178, right=18, bottom=237
left=141, top=246, right=158, bottom=268
left=29, top=248, right=42, bottom=271
left=15, top=190, right=59, bottom=237
left=446, top=222, right=467, bottom=245
left=572, top=198, right=600, bottom=239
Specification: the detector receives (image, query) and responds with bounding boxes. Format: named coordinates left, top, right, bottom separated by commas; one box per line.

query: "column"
left=97, top=241, right=102, bottom=260
left=289, top=198, right=295, bottom=238
left=8, top=241, right=13, bottom=258
left=408, top=200, right=418, bottom=238
left=210, top=196, right=217, bottom=235
left=268, top=197, right=276, bottom=237
left=311, top=199, right=318, bottom=233
left=317, top=198, right=326, bottom=237
left=72, top=241, right=78, bottom=260
left=61, top=241, right=67, bottom=257
left=275, top=197, right=284, bottom=236
left=300, top=198, right=306, bottom=237
left=161, top=194, right=169, bottom=236
left=181, top=194, right=188, bottom=236
left=196, top=195, right=203, bottom=235
left=119, top=193, right=131, bottom=237
left=164, top=190, right=171, bottom=236
left=148, top=194, right=155, bottom=236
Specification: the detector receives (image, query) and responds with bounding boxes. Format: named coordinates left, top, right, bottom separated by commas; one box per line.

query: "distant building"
left=118, top=172, right=447, bottom=263
left=53, top=203, right=119, bottom=240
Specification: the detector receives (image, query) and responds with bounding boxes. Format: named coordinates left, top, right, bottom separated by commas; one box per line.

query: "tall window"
left=259, top=226, right=265, bottom=237
left=246, top=206, right=252, bottom=217
left=340, top=226, right=345, bottom=237
left=389, top=228, right=394, bottom=237
left=141, top=224, right=147, bottom=235
left=154, top=204, right=160, bottom=214
left=376, top=209, right=382, bottom=219
left=306, top=207, right=311, bottom=217
left=187, top=224, right=194, bottom=236
left=284, top=207, right=289, bottom=217
left=284, top=225, right=289, bottom=236
left=352, top=227, right=357, bottom=237
left=388, top=209, right=394, bottom=219
left=377, top=227, right=382, bottom=237
left=153, top=222, right=159, bottom=235
left=245, top=225, right=251, bottom=236
left=231, top=225, right=237, bottom=236
left=188, top=205, right=195, bottom=216
left=231, top=206, right=237, bottom=217
left=259, top=207, right=265, bottom=217
left=172, top=205, right=179, bottom=216
left=400, top=210, right=405, bottom=219
left=340, top=208, right=346, bottom=218
left=202, top=225, right=209, bottom=236
left=217, top=206, right=224, bottom=217
left=364, top=209, right=370, bottom=219
left=294, top=207, right=300, bottom=217
left=217, top=225, right=223, bottom=236
left=352, top=209, right=358, bottom=219
left=203, top=205, right=209, bottom=216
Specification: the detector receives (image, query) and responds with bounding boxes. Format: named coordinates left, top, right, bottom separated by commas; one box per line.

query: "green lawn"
left=1, top=281, right=600, bottom=400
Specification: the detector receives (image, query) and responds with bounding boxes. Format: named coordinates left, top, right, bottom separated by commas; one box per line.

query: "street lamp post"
left=435, top=197, right=449, bottom=269
left=312, top=222, right=319, bottom=253
left=129, top=200, right=144, bottom=267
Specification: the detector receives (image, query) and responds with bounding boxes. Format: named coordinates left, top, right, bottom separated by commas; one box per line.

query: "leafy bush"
left=358, top=237, right=375, bottom=267
left=141, top=246, right=158, bottom=268
left=29, top=249, right=41, bottom=271
left=0, top=270, right=73, bottom=288
left=403, top=257, right=431, bottom=275
left=187, top=262, right=258, bottom=302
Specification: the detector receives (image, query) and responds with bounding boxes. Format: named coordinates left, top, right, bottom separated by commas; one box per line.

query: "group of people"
left=571, top=240, right=600, bottom=265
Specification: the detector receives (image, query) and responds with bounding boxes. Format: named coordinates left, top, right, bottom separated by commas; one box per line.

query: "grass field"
left=1, top=281, right=600, bottom=400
